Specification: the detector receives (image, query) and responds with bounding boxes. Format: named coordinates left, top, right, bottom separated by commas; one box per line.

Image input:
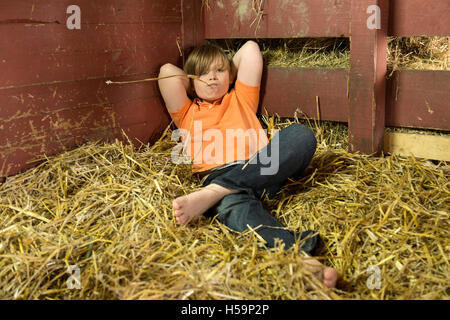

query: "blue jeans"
left=201, top=124, right=320, bottom=255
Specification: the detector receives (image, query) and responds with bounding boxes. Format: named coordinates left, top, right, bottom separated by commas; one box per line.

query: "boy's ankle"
left=206, top=183, right=239, bottom=196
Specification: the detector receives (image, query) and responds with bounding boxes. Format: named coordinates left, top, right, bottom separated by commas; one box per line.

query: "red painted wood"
left=389, top=0, right=450, bottom=36
left=0, top=95, right=167, bottom=145
left=0, top=25, right=180, bottom=87
left=257, top=68, right=450, bottom=132
left=1, top=122, right=156, bottom=177
left=0, top=103, right=169, bottom=177
left=181, top=0, right=206, bottom=58
left=2, top=0, right=449, bottom=178
left=204, top=0, right=351, bottom=39
left=348, top=0, right=389, bottom=155
left=0, top=77, right=161, bottom=120
left=260, top=67, right=349, bottom=122
left=0, top=0, right=181, bottom=177
left=203, top=0, right=450, bottom=39
left=0, top=23, right=180, bottom=59
left=0, top=1, right=180, bottom=23
left=0, top=99, right=167, bottom=173
left=386, top=70, right=450, bottom=131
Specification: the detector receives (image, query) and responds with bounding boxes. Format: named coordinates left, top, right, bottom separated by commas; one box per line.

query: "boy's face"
left=194, top=58, right=231, bottom=104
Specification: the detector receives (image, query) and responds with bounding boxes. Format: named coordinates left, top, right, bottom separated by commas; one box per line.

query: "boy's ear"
left=228, top=58, right=236, bottom=83
left=230, top=65, right=237, bottom=84
left=187, top=79, right=198, bottom=98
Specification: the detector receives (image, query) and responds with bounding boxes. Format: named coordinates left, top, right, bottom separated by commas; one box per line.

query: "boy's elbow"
left=245, top=40, right=260, bottom=51
left=159, top=63, right=174, bottom=77
left=243, top=41, right=262, bottom=60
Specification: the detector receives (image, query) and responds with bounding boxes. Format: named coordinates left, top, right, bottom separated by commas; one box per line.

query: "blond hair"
left=184, top=44, right=231, bottom=76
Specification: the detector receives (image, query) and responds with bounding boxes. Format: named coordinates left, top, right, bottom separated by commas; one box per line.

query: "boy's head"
left=184, top=44, right=233, bottom=104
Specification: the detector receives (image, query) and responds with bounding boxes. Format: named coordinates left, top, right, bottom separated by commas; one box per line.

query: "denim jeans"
left=201, top=124, right=320, bottom=255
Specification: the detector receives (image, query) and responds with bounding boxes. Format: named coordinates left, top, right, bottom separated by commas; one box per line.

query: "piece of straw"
left=105, top=74, right=207, bottom=85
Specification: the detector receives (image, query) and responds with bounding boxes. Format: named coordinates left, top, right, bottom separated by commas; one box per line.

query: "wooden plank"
left=0, top=0, right=180, bottom=177
left=260, top=67, right=348, bottom=122
left=0, top=105, right=116, bottom=148
left=0, top=96, right=168, bottom=147
left=0, top=23, right=180, bottom=59
left=0, top=121, right=161, bottom=177
left=0, top=77, right=161, bottom=120
left=348, top=0, right=389, bottom=155
left=181, top=0, right=205, bottom=59
left=0, top=31, right=180, bottom=87
left=386, top=70, right=450, bottom=131
left=384, top=132, right=450, bottom=161
left=0, top=126, right=117, bottom=177
left=389, top=0, right=450, bottom=36
left=204, top=0, right=351, bottom=39
left=0, top=92, right=170, bottom=177
left=202, top=0, right=450, bottom=38
left=0, top=0, right=181, bottom=23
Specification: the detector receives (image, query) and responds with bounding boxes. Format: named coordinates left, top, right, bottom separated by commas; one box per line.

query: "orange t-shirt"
left=169, top=79, right=269, bottom=173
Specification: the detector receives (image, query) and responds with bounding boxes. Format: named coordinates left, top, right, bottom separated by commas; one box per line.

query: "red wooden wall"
left=1, top=0, right=449, bottom=178
left=0, top=0, right=183, bottom=177
left=202, top=0, right=450, bottom=154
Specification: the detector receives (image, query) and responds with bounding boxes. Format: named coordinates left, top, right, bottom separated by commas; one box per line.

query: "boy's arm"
left=231, top=40, right=263, bottom=87
left=158, top=63, right=190, bottom=113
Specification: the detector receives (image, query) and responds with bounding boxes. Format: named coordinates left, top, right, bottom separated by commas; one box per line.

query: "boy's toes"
left=173, top=199, right=182, bottom=210
left=177, top=215, right=188, bottom=226
left=323, top=268, right=338, bottom=288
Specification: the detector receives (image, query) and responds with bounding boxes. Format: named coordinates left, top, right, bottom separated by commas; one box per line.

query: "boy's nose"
left=208, top=71, right=218, bottom=80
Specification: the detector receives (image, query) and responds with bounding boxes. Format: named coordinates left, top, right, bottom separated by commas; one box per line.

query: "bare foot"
left=303, top=256, right=339, bottom=288
left=173, top=184, right=238, bottom=225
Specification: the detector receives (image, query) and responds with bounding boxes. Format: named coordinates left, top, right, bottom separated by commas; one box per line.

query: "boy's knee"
left=285, top=124, right=317, bottom=151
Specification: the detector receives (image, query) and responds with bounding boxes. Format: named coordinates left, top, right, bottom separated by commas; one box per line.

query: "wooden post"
left=181, top=0, right=205, bottom=63
left=349, top=0, right=389, bottom=155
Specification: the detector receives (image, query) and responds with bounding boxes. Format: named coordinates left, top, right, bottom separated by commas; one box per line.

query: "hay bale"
left=1, top=116, right=448, bottom=300
left=210, top=38, right=350, bottom=69
left=388, top=36, right=449, bottom=73
left=209, top=36, right=449, bottom=71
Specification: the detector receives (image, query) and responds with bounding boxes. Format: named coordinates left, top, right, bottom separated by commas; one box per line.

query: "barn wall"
left=0, top=0, right=182, bottom=177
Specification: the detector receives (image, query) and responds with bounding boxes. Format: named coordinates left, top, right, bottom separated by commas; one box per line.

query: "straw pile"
left=388, top=36, right=449, bottom=73
left=210, top=36, right=449, bottom=71
left=211, top=38, right=350, bottom=69
left=1, top=115, right=448, bottom=300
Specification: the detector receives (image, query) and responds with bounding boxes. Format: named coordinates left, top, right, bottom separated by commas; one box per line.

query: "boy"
left=158, top=41, right=338, bottom=288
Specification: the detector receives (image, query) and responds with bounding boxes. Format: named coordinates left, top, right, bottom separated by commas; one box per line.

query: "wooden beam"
left=384, top=132, right=450, bottom=161
left=385, top=70, right=450, bottom=131
left=0, top=121, right=157, bottom=177
left=203, top=0, right=450, bottom=39
left=260, top=67, right=348, bottom=122
left=260, top=68, right=450, bottom=132
left=389, top=0, right=450, bottom=36
left=0, top=0, right=181, bottom=177
left=204, top=0, right=351, bottom=39
left=348, top=0, right=389, bottom=155
left=181, top=0, right=205, bottom=61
